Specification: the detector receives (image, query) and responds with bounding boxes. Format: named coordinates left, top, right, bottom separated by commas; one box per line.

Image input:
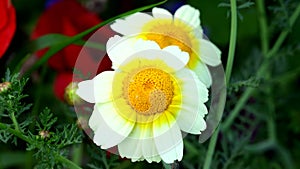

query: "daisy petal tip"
left=93, top=71, right=115, bottom=103
left=135, top=38, right=161, bottom=50
left=192, top=61, right=213, bottom=87
left=152, top=7, right=172, bottom=19
left=131, top=157, right=143, bottom=162
left=209, top=60, right=221, bottom=67
left=93, top=138, right=101, bottom=147
left=178, top=4, right=198, bottom=15
left=106, top=35, right=122, bottom=50
left=76, top=80, right=95, bottom=103
left=200, top=39, right=222, bottom=66
left=191, top=130, right=201, bottom=135
left=101, top=145, right=111, bottom=150
left=175, top=4, right=200, bottom=27
left=163, top=46, right=189, bottom=67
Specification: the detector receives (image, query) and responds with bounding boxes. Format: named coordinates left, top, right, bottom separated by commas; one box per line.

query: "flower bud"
left=39, top=130, right=50, bottom=139
left=64, top=82, right=82, bottom=106
left=0, top=82, right=11, bottom=92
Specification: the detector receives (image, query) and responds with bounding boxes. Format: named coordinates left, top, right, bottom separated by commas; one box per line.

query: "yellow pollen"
left=141, top=19, right=193, bottom=54
left=126, top=68, right=174, bottom=115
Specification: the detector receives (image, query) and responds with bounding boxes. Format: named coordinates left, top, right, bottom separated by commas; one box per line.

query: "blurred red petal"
left=0, top=0, right=16, bottom=58
left=53, top=72, right=73, bottom=100
left=32, top=0, right=102, bottom=70
left=97, top=55, right=112, bottom=73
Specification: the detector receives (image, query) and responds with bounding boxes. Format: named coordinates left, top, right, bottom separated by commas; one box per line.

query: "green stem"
left=11, top=113, right=21, bottom=132
left=203, top=127, right=220, bottom=169
left=222, top=2, right=300, bottom=131
left=56, top=153, right=82, bottom=169
left=101, top=153, right=110, bottom=169
left=72, top=144, right=83, bottom=166
left=271, top=66, right=300, bottom=83
left=256, top=0, right=269, bottom=55
left=265, top=81, right=277, bottom=141
left=203, top=1, right=238, bottom=169
left=266, top=3, right=300, bottom=58
left=0, top=122, right=82, bottom=169
left=245, top=139, right=276, bottom=152
left=223, top=61, right=270, bottom=131
left=275, top=145, right=295, bottom=169
left=0, top=122, right=31, bottom=143
left=222, top=88, right=254, bottom=131
left=225, top=0, right=238, bottom=85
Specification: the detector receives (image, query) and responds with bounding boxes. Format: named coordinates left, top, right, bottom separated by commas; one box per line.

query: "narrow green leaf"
left=218, top=3, right=231, bottom=8
left=238, top=2, right=255, bottom=9
left=33, top=34, right=70, bottom=50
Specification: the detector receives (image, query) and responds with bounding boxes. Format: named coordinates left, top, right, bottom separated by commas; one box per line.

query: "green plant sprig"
left=203, top=1, right=300, bottom=169
left=0, top=70, right=83, bottom=169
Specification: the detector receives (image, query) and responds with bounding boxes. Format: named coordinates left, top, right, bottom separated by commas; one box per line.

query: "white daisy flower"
left=110, top=5, right=222, bottom=88
left=76, top=35, right=209, bottom=163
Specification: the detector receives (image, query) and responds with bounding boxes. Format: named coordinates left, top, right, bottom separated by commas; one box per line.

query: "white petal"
left=111, top=12, right=153, bottom=35
left=132, top=157, right=144, bottom=162
left=163, top=46, right=189, bottom=67
left=133, top=38, right=161, bottom=51
left=107, top=37, right=160, bottom=69
left=106, top=35, right=122, bottom=52
left=118, top=125, right=143, bottom=160
left=192, top=60, right=212, bottom=88
left=174, top=5, right=200, bottom=28
left=140, top=123, right=161, bottom=163
left=146, top=155, right=161, bottom=163
left=198, top=103, right=209, bottom=117
left=199, top=39, right=221, bottom=66
left=93, top=102, right=135, bottom=149
left=172, top=68, right=208, bottom=134
left=175, top=103, right=207, bottom=134
left=106, top=36, right=134, bottom=69
left=152, top=7, right=172, bottom=19
left=93, top=71, right=115, bottom=103
left=133, top=46, right=189, bottom=72
left=88, top=107, right=102, bottom=131
left=194, top=26, right=204, bottom=39
left=153, top=112, right=183, bottom=164
left=76, top=79, right=95, bottom=103
left=176, top=68, right=208, bottom=103
left=118, top=122, right=162, bottom=163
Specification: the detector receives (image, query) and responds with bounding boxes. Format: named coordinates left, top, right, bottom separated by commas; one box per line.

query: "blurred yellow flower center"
left=141, top=19, right=193, bottom=54
left=127, top=68, right=174, bottom=115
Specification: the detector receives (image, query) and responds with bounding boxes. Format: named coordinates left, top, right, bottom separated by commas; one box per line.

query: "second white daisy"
left=111, top=4, right=222, bottom=87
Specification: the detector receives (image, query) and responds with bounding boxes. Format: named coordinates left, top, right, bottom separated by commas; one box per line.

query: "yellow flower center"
left=140, top=19, right=194, bottom=54
left=126, top=68, right=174, bottom=115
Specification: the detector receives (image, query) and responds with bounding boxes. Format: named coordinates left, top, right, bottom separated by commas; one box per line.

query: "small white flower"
left=111, top=5, right=222, bottom=87
left=76, top=35, right=209, bottom=163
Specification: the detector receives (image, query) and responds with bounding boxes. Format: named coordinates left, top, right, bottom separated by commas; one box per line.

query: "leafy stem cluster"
left=0, top=70, right=82, bottom=169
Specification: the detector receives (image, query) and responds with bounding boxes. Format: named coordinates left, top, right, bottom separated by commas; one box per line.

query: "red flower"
left=0, top=0, right=16, bottom=58
left=32, top=0, right=112, bottom=101
left=32, top=0, right=104, bottom=71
